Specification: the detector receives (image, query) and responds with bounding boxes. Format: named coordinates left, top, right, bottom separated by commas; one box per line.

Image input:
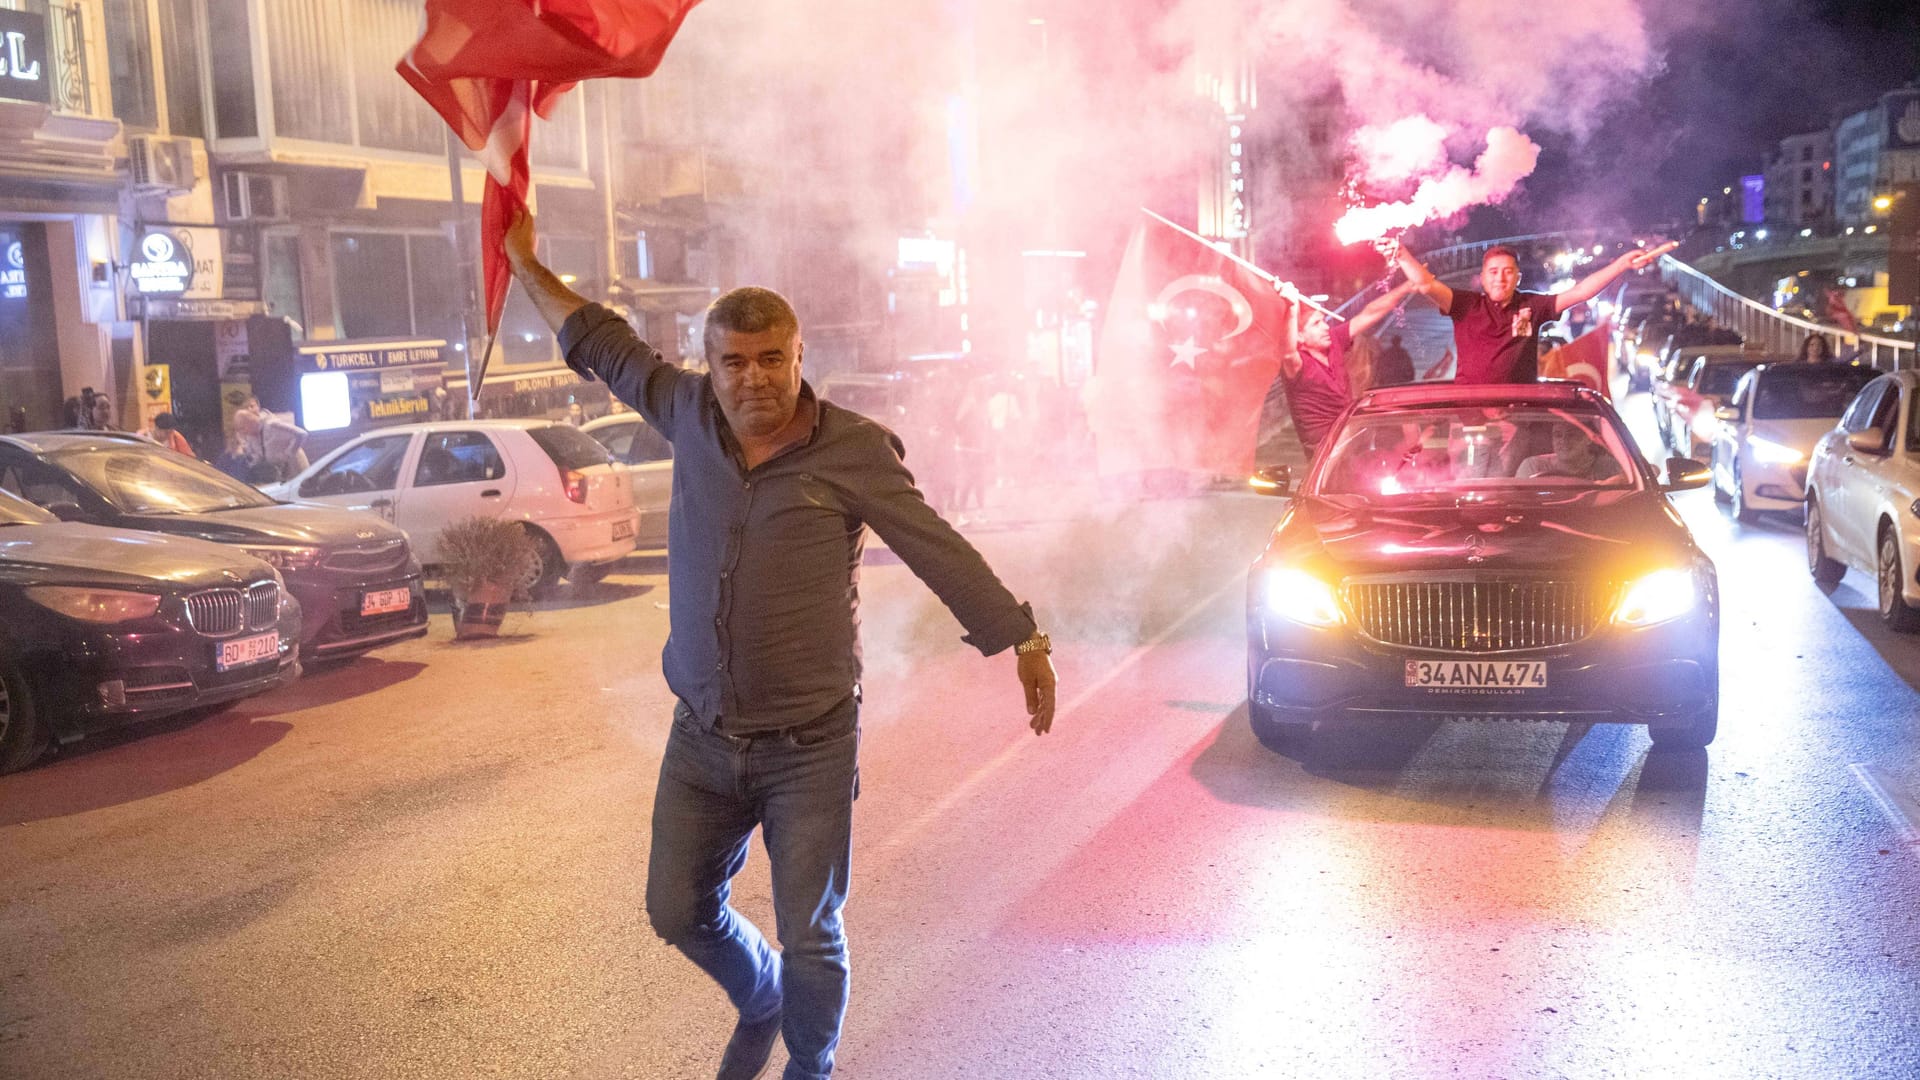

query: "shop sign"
left=379, top=369, right=416, bottom=395
left=367, top=396, right=431, bottom=421
left=298, top=339, right=446, bottom=374
left=131, top=227, right=225, bottom=297
left=1, top=236, right=25, bottom=301
left=136, top=297, right=260, bottom=319
left=214, top=319, right=250, bottom=379
left=0, top=10, right=48, bottom=107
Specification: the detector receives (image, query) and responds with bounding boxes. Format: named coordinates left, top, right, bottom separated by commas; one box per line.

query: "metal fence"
left=1657, top=255, right=1914, bottom=371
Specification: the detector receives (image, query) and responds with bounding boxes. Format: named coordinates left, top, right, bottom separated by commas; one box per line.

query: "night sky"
left=1498, top=0, right=1920, bottom=233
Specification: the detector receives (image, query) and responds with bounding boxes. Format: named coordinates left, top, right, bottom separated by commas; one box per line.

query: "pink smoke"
left=1334, top=125, right=1542, bottom=245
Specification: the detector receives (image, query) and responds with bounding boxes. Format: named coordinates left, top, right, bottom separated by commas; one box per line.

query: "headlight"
left=1263, top=568, right=1345, bottom=628
left=25, top=586, right=162, bottom=623
left=1613, top=568, right=1700, bottom=627
left=1747, top=436, right=1804, bottom=465
left=241, top=545, right=322, bottom=572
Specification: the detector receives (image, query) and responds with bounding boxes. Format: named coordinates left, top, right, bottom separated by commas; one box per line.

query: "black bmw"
left=1247, top=382, right=1721, bottom=750
left=0, top=433, right=428, bottom=662
left=0, top=489, right=301, bottom=772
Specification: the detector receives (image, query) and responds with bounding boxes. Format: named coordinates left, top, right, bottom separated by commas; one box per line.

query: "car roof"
left=1353, top=380, right=1606, bottom=413
left=0, top=430, right=157, bottom=454
left=341, top=418, right=562, bottom=437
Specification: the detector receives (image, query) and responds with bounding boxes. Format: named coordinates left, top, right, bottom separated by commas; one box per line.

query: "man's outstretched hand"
left=1018, top=651, right=1057, bottom=735
left=1625, top=240, right=1680, bottom=270
left=504, top=209, right=538, bottom=275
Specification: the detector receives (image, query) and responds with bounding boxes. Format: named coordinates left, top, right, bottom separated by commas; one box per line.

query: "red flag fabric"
left=1825, top=287, right=1860, bottom=334
left=1538, top=315, right=1612, bottom=398
left=398, top=0, right=702, bottom=336
left=1084, top=217, right=1286, bottom=478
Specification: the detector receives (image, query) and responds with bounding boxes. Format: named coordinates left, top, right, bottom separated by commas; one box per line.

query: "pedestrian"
left=1795, top=332, right=1834, bottom=363
left=1375, top=333, right=1416, bottom=386
left=566, top=399, right=587, bottom=426
left=1396, top=240, right=1675, bottom=384
left=140, top=412, right=196, bottom=457
left=1274, top=282, right=1413, bottom=459
left=502, top=209, right=1058, bottom=1080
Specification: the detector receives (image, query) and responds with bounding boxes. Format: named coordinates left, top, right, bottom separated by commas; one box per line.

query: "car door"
left=1831, top=378, right=1898, bottom=562
left=293, top=432, right=417, bottom=523
left=395, top=429, right=516, bottom=559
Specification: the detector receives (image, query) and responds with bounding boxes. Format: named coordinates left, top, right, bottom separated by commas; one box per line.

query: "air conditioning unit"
left=222, top=171, right=289, bottom=222
left=127, top=135, right=203, bottom=194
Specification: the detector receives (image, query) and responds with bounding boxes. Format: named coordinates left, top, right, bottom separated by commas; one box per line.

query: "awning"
left=612, top=278, right=716, bottom=316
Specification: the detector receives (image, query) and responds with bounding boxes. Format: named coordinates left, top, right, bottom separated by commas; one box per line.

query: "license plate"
left=612, top=518, right=635, bottom=540
left=1405, top=659, right=1547, bottom=690
left=217, top=632, right=279, bottom=672
left=361, top=587, right=412, bottom=616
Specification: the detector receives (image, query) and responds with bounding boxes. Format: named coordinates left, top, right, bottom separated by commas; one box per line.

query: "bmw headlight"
left=25, top=586, right=162, bottom=624
left=1613, top=568, right=1700, bottom=628
left=1747, top=436, right=1805, bottom=466
left=241, top=545, right=322, bottom=572
left=1264, top=568, right=1345, bottom=628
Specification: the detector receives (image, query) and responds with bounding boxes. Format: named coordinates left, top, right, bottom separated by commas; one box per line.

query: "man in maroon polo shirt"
left=1395, top=241, right=1675, bottom=384
left=1274, top=281, right=1414, bottom=457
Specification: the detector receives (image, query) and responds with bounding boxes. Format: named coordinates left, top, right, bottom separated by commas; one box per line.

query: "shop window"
left=264, top=232, right=306, bottom=333
left=157, top=0, right=205, bottom=138
left=332, top=233, right=411, bottom=339
left=266, top=0, right=352, bottom=144
left=206, top=0, right=257, bottom=139
left=352, top=0, right=443, bottom=153
left=105, top=0, right=158, bottom=129
left=413, top=431, right=504, bottom=487
left=406, top=234, right=462, bottom=347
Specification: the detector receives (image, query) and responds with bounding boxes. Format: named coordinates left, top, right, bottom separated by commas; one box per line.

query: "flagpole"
left=1140, top=207, right=1347, bottom=322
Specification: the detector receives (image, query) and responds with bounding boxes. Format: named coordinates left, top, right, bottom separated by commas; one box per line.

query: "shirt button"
left=715, top=660, right=724, bottom=670
left=743, top=480, right=752, bottom=491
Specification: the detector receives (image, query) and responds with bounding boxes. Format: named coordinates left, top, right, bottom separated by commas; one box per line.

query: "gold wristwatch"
left=1015, top=631, right=1051, bottom=656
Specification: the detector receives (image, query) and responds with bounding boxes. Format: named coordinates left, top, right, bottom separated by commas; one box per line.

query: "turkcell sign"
left=0, top=9, right=48, bottom=107
left=298, top=340, right=446, bottom=374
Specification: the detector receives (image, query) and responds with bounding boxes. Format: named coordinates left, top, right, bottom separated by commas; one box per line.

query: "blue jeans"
left=647, top=697, right=860, bottom=1080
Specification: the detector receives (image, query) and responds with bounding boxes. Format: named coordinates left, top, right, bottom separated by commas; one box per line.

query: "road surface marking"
left=1849, top=763, right=1920, bottom=846
left=872, top=571, right=1245, bottom=857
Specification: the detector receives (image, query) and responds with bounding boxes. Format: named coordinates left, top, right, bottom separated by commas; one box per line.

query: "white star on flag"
left=1168, top=338, right=1205, bottom=369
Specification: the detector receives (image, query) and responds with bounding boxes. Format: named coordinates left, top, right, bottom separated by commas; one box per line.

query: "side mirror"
left=1248, top=465, right=1294, bottom=497
left=1847, top=428, right=1889, bottom=454
left=1662, top=457, right=1711, bottom=491
left=1714, top=406, right=1740, bottom=423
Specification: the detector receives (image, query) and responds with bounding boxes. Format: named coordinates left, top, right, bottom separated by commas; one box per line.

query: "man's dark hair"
left=1482, top=245, right=1521, bottom=268
left=154, top=412, right=178, bottom=430
left=704, top=287, right=800, bottom=358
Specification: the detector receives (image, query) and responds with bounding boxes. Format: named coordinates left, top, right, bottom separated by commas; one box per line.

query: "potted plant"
left=435, top=516, right=538, bottom=639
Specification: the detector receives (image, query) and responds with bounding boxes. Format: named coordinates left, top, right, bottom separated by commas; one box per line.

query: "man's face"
left=1553, top=424, right=1598, bottom=467
left=1301, top=316, right=1332, bottom=352
left=90, top=398, right=112, bottom=426
left=1480, top=254, right=1522, bottom=304
left=710, top=326, right=804, bottom=439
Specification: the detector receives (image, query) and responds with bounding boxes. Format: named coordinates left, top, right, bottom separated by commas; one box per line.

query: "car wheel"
left=1876, top=526, right=1920, bottom=632
left=1805, top=497, right=1845, bottom=587
left=1249, top=699, right=1317, bottom=754
left=520, top=527, right=566, bottom=598
left=1730, top=460, right=1757, bottom=523
left=1648, top=681, right=1718, bottom=751
left=0, top=661, right=49, bottom=774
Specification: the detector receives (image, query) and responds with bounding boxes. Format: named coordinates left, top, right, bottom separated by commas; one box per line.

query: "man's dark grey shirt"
left=559, top=303, right=1037, bottom=734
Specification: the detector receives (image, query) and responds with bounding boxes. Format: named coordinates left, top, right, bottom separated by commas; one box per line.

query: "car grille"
left=184, top=583, right=280, bottom=637
left=1344, top=578, right=1617, bottom=653
left=323, top=539, right=409, bottom=574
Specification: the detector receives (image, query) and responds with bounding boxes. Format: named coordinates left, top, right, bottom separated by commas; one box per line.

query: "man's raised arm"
left=1348, top=280, right=1416, bottom=339
left=503, top=211, right=589, bottom=332
left=1395, top=246, right=1453, bottom=312
left=1552, top=241, right=1679, bottom=315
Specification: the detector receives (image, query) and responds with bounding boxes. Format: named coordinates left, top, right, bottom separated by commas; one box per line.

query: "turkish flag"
left=398, top=0, right=702, bottom=340
left=1085, top=217, right=1286, bottom=478
left=1539, top=316, right=1612, bottom=398
left=1825, top=287, right=1860, bottom=334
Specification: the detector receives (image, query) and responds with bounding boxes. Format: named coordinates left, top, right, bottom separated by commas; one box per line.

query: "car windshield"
left=1698, top=361, right=1763, bottom=397
left=0, top=487, right=55, bottom=525
left=1754, top=366, right=1881, bottom=419
left=1315, top=404, right=1640, bottom=500
left=52, top=445, right=279, bottom=514
left=528, top=424, right=615, bottom=470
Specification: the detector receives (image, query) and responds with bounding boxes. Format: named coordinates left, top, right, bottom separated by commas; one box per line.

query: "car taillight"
left=562, top=468, right=589, bottom=504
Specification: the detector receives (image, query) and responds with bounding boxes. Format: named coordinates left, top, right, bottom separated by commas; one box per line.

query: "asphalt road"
left=3, top=389, right=1918, bottom=1079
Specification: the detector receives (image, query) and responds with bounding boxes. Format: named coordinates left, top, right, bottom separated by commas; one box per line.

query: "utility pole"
left=445, top=129, right=484, bottom=419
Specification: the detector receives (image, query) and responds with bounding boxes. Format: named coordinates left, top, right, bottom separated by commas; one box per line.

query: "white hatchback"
left=579, top=412, right=671, bottom=548
left=264, top=419, right=638, bottom=591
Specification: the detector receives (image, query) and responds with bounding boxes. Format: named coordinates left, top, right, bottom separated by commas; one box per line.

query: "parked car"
left=0, top=432, right=426, bottom=662
left=1805, top=371, right=1920, bottom=630
left=1246, top=381, right=1719, bottom=750
left=0, top=488, right=301, bottom=772
left=1710, top=362, right=1880, bottom=521
left=1659, top=347, right=1771, bottom=458
left=579, top=412, right=671, bottom=548
left=265, top=419, right=638, bottom=591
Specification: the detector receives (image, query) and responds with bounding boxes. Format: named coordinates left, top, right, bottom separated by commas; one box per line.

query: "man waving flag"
left=399, top=0, right=702, bottom=379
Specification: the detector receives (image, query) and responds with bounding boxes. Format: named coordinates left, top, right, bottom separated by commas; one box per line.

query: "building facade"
left=1763, top=129, right=1833, bottom=228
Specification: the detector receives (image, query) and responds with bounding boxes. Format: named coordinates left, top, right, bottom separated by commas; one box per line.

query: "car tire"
left=1876, top=526, right=1920, bottom=632
left=1806, top=496, right=1845, bottom=587
left=520, top=527, right=566, bottom=598
left=1249, top=699, right=1316, bottom=754
left=0, top=661, right=49, bottom=775
left=1730, top=460, right=1757, bottom=523
left=1648, top=683, right=1718, bottom=751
